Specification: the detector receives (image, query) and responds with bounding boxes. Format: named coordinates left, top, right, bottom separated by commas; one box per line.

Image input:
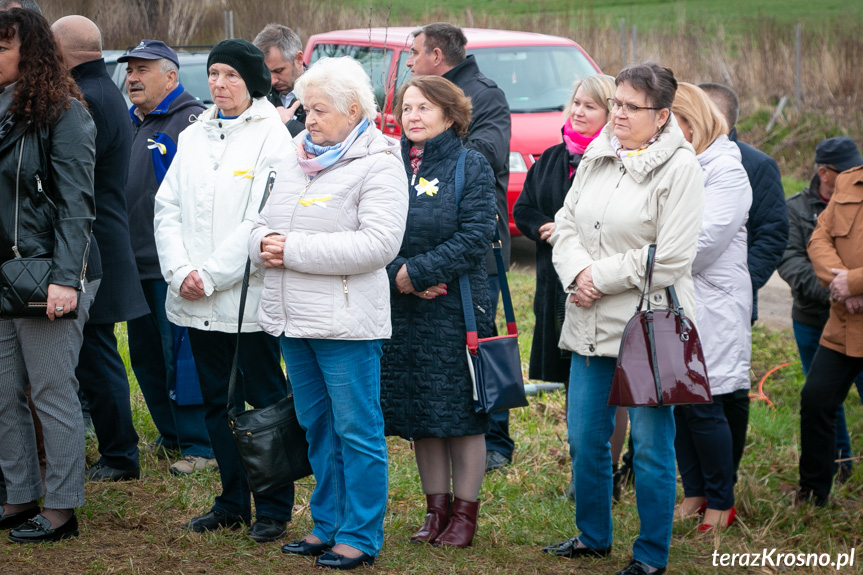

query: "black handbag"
left=0, top=138, right=78, bottom=319
left=226, top=172, right=312, bottom=493
left=453, top=150, right=528, bottom=414
left=607, top=244, right=712, bottom=407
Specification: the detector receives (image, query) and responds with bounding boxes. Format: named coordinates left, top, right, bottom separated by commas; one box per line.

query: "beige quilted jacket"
left=249, top=124, right=408, bottom=340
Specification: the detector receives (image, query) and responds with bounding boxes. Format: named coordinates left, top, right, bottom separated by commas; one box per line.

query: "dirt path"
left=510, top=236, right=793, bottom=331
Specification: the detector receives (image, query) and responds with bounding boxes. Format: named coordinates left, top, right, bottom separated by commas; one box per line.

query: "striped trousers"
left=0, top=279, right=100, bottom=509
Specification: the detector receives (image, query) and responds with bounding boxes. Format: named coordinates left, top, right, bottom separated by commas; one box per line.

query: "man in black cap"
left=52, top=15, right=149, bottom=482
left=119, top=40, right=216, bottom=477
left=253, top=23, right=306, bottom=137
left=797, top=136, right=863, bottom=506
left=780, top=137, right=863, bottom=488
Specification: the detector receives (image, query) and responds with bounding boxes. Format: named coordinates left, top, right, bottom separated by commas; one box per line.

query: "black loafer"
left=249, top=516, right=287, bottom=542
left=182, top=510, right=247, bottom=533
left=8, top=514, right=78, bottom=543
left=0, top=506, right=39, bottom=530
left=315, top=550, right=375, bottom=570
left=542, top=536, right=611, bottom=558
left=616, top=559, right=666, bottom=575
left=85, top=462, right=140, bottom=482
left=281, top=538, right=331, bottom=556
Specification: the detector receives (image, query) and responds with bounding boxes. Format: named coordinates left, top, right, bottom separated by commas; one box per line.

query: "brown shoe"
left=410, top=493, right=451, bottom=544
left=434, top=497, right=479, bottom=548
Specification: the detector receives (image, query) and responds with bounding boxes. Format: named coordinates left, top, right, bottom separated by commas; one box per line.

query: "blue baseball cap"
left=117, top=40, right=180, bottom=68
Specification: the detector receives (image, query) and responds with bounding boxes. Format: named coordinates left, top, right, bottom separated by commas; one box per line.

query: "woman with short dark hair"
left=380, top=75, right=496, bottom=549
left=0, top=8, right=99, bottom=543
left=543, top=63, right=705, bottom=575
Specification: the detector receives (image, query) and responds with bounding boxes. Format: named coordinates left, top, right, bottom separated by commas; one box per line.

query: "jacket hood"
left=697, top=133, right=742, bottom=166
left=399, top=127, right=462, bottom=168
left=197, top=96, right=280, bottom=127
left=586, top=113, right=695, bottom=184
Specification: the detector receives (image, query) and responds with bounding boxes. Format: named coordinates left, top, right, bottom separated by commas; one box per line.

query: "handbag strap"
left=226, top=171, right=277, bottom=415
left=452, top=149, right=517, bottom=353
left=637, top=244, right=657, bottom=312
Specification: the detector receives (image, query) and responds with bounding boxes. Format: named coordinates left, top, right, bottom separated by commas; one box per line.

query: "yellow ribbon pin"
left=232, top=169, right=255, bottom=179
left=146, top=139, right=167, bottom=155
left=414, top=177, right=440, bottom=197
left=299, top=196, right=332, bottom=207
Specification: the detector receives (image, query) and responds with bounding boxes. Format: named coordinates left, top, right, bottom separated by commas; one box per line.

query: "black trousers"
left=674, top=401, right=735, bottom=509
left=799, top=345, right=863, bottom=503
left=714, top=389, right=750, bottom=482
left=77, top=322, right=140, bottom=471
left=187, top=328, right=293, bottom=522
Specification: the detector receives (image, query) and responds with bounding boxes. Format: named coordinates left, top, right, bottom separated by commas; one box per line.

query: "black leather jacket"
left=0, top=99, right=97, bottom=288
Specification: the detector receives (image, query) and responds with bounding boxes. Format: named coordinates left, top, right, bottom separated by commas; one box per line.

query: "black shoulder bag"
left=227, top=171, right=312, bottom=493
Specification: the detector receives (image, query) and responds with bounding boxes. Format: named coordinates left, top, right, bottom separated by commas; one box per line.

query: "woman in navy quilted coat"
left=381, top=76, right=496, bottom=549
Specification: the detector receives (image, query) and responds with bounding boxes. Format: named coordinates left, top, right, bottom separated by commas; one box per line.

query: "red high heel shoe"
left=698, top=507, right=736, bottom=532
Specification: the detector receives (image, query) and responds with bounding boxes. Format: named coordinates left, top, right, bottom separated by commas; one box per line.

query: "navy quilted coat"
left=381, top=129, right=496, bottom=440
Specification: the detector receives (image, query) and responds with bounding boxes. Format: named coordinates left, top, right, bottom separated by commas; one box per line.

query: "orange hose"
left=748, top=362, right=792, bottom=407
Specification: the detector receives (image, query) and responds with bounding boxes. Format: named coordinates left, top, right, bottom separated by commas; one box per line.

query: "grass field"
left=354, top=0, right=863, bottom=33
left=1, top=269, right=861, bottom=574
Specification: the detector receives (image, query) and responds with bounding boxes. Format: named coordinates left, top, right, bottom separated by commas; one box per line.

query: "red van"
left=304, top=28, right=601, bottom=235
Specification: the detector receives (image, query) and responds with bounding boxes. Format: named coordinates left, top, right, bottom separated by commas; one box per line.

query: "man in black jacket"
left=701, top=82, right=789, bottom=480
left=778, top=137, right=863, bottom=484
left=53, top=15, right=149, bottom=482
left=408, top=22, right=515, bottom=471
left=254, top=24, right=306, bottom=137
left=119, top=40, right=216, bottom=478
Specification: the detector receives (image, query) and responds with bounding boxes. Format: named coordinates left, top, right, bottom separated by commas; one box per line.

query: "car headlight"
left=509, top=151, right=528, bottom=173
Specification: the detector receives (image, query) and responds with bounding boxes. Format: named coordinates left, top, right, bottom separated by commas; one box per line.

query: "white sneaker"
left=170, top=455, right=218, bottom=476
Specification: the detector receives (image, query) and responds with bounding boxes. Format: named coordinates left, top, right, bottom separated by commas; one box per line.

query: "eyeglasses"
left=607, top=98, right=662, bottom=116
left=822, top=165, right=841, bottom=174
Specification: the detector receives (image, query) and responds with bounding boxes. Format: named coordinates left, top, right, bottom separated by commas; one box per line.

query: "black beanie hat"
left=207, top=39, right=271, bottom=99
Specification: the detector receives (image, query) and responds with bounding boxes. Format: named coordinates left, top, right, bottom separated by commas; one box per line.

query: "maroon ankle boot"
left=410, top=493, right=451, bottom=544
left=434, top=497, right=479, bottom=548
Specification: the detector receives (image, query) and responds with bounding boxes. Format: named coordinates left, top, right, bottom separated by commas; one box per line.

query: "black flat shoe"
left=616, top=559, right=666, bottom=575
left=182, top=510, right=247, bottom=533
left=315, top=550, right=375, bottom=570
left=0, top=506, right=39, bottom=530
left=249, top=516, right=287, bottom=542
left=85, top=462, right=140, bottom=482
left=8, top=514, right=78, bottom=543
left=542, top=536, right=611, bottom=558
left=281, top=538, right=331, bottom=556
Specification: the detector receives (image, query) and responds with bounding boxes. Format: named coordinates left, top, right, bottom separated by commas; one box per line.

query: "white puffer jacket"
left=551, top=115, right=705, bottom=357
left=249, top=124, right=408, bottom=340
left=692, top=134, right=753, bottom=394
left=154, top=97, right=291, bottom=333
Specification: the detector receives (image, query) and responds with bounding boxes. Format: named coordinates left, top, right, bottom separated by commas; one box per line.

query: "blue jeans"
left=793, top=320, right=863, bottom=472
left=281, top=337, right=387, bottom=556
left=127, top=280, right=212, bottom=458
left=568, top=354, right=675, bottom=569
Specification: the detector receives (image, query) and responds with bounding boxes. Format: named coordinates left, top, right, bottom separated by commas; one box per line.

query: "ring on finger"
left=55, top=306, right=64, bottom=312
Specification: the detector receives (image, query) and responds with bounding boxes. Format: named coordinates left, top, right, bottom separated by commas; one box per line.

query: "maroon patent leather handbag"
left=608, top=244, right=712, bottom=407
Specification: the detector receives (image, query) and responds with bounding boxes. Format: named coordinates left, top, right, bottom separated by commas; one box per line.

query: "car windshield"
left=469, top=46, right=597, bottom=113
left=178, top=62, right=214, bottom=106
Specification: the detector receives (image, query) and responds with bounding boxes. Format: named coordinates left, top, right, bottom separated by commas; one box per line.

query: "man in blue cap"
left=782, top=137, right=863, bottom=498
left=119, top=40, right=216, bottom=478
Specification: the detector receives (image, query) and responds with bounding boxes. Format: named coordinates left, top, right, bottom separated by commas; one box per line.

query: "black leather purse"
left=226, top=172, right=312, bottom=493
left=0, top=137, right=78, bottom=319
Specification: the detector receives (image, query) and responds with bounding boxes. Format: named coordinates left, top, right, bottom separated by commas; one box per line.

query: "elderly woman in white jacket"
left=249, top=57, right=408, bottom=570
left=544, top=64, right=704, bottom=575
left=671, top=83, right=752, bottom=532
left=154, top=39, right=294, bottom=541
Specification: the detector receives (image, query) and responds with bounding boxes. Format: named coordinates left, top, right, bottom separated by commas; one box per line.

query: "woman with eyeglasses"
left=543, top=63, right=705, bottom=575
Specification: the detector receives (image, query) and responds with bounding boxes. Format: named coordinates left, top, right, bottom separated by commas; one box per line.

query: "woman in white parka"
left=671, top=82, right=752, bottom=532
left=154, top=39, right=294, bottom=541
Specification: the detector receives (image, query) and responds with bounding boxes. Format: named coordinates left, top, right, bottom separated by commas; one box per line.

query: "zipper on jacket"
left=342, top=276, right=349, bottom=306
left=35, top=175, right=58, bottom=211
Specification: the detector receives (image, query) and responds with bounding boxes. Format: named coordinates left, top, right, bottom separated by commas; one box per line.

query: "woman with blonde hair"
left=671, top=82, right=752, bottom=531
